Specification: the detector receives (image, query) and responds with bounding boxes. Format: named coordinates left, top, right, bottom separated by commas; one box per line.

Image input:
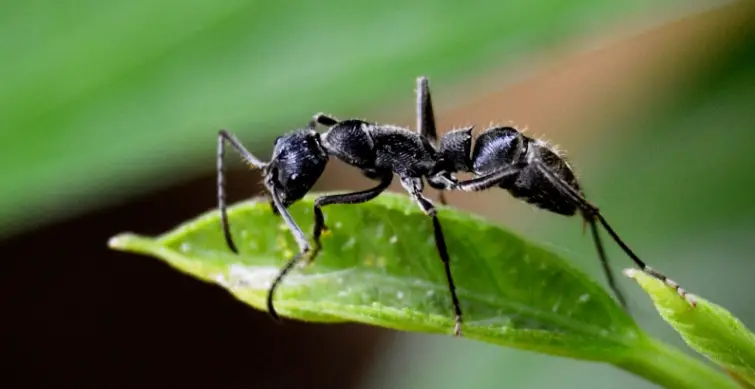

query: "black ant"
left=217, top=76, right=464, bottom=335
left=217, top=76, right=694, bottom=339
left=423, top=87, right=695, bottom=309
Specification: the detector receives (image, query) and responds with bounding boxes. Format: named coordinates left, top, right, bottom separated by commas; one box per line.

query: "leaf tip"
left=623, top=268, right=639, bottom=279
left=624, top=268, right=699, bottom=310
left=107, top=232, right=149, bottom=251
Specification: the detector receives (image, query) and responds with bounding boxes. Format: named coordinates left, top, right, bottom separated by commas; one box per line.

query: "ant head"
left=269, top=129, right=329, bottom=206
left=435, top=126, right=474, bottom=174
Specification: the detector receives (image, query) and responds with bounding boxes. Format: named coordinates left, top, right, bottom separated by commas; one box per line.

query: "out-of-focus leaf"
left=0, top=0, right=708, bottom=236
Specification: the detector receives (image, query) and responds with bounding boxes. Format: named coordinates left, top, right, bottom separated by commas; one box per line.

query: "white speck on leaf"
left=578, top=294, right=590, bottom=303
left=335, top=221, right=343, bottom=229
left=396, top=291, right=404, bottom=300
left=180, top=242, right=192, bottom=253
left=389, top=235, right=398, bottom=244
left=426, top=290, right=435, bottom=297
left=227, top=265, right=279, bottom=290
left=342, top=237, right=356, bottom=250
left=214, top=274, right=229, bottom=287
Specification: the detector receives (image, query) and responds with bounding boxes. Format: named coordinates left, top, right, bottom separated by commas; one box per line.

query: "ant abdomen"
left=471, top=127, right=525, bottom=176
left=510, top=143, right=581, bottom=216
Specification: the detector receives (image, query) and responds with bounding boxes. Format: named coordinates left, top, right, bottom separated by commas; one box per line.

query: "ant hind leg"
left=401, top=177, right=463, bottom=336
left=585, top=215, right=628, bottom=308
left=532, top=161, right=696, bottom=307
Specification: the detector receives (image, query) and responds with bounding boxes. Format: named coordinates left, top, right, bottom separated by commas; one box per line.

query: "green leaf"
left=625, top=268, right=755, bottom=386
left=109, top=192, right=739, bottom=389
left=110, top=192, right=638, bottom=359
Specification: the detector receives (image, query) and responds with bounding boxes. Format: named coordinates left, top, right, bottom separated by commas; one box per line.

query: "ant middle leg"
left=309, top=171, right=393, bottom=263
left=532, top=161, right=696, bottom=306
left=451, top=166, right=523, bottom=193
left=400, top=177, right=463, bottom=336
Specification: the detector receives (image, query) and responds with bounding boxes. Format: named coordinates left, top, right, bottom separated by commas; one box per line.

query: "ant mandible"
left=217, top=76, right=464, bottom=335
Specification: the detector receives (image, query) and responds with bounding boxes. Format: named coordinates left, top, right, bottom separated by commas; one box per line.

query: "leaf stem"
left=617, top=336, right=738, bottom=389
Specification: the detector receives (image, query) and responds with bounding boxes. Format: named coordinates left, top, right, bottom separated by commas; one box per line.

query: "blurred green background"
left=2, top=0, right=753, bottom=388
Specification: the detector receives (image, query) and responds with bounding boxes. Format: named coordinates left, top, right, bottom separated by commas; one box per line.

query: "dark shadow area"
left=0, top=169, right=388, bottom=389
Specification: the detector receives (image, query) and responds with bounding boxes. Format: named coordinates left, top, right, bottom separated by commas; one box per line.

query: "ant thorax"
left=369, top=125, right=437, bottom=177
left=321, top=119, right=437, bottom=178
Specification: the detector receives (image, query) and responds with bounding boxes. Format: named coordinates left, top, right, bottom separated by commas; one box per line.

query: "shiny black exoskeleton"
left=217, top=76, right=465, bottom=336
left=423, top=87, right=694, bottom=309
left=430, top=126, right=582, bottom=216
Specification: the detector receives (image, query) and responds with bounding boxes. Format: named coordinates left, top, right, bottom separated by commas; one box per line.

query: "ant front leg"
left=265, top=178, right=313, bottom=322
left=400, top=176, right=463, bottom=336
left=532, top=161, right=696, bottom=307
left=309, top=171, right=393, bottom=264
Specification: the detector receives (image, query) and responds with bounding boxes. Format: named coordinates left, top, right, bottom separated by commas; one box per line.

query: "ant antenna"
left=217, top=129, right=268, bottom=253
